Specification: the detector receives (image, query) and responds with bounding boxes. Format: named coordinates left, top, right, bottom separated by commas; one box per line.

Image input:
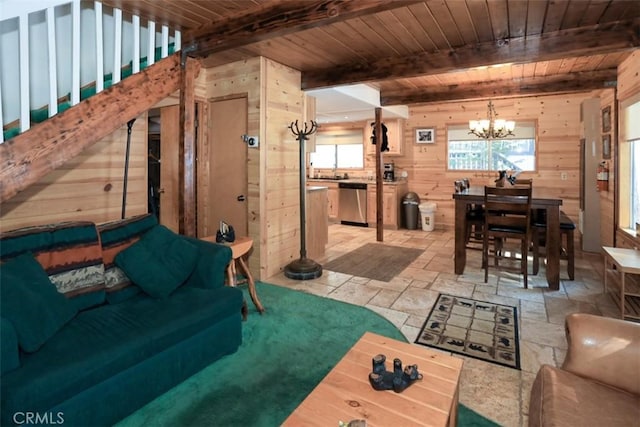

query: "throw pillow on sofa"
left=115, top=225, right=199, bottom=299
left=98, top=213, right=159, bottom=303
left=0, top=253, right=78, bottom=352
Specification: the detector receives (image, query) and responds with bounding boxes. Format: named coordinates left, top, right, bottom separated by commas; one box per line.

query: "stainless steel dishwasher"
left=338, top=182, right=368, bottom=226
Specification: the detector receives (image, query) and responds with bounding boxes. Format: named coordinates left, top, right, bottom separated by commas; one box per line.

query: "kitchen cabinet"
left=367, top=119, right=405, bottom=156
left=308, top=181, right=339, bottom=221
left=367, top=182, right=408, bottom=229
left=326, top=182, right=339, bottom=221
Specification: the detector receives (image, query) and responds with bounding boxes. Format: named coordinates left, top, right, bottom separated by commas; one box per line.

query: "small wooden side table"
left=202, top=235, right=265, bottom=316
left=602, top=246, right=640, bottom=320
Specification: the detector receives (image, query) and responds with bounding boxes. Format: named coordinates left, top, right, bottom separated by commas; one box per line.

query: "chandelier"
left=469, top=101, right=515, bottom=139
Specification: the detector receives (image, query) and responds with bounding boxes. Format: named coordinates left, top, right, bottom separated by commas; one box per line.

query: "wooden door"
left=159, top=105, right=179, bottom=232
left=208, top=97, right=248, bottom=237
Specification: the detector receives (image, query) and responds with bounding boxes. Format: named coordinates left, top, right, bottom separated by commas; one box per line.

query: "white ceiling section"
left=306, top=84, right=408, bottom=124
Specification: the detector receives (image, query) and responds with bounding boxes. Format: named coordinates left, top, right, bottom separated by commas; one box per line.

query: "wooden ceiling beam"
left=302, top=19, right=640, bottom=89
left=184, top=0, right=421, bottom=57
left=380, top=69, right=619, bottom=104
left=0, top=54, right=183, bottom=204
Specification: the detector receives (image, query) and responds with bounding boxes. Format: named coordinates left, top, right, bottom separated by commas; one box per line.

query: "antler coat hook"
left=288, top=120, right=318, bottom=142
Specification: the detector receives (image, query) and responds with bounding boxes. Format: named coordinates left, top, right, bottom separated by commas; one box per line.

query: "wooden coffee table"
left=282, top=332, right=463, bottom=427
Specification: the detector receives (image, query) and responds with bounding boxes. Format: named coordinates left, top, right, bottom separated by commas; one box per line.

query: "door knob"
left=158, top=188, right=165, bottom=194
left=237, top=195, right=246, bottom=201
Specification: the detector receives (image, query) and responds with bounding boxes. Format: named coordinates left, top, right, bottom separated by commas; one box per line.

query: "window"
left=310, top=129, right=363, bottom=169
left=446, top=122, right=536, bottom=171
left=631, top=138, right=640, bottom=228
left=620, top=97, right=640, bottom=233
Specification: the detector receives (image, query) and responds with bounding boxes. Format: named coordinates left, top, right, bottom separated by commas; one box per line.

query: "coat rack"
left=284, top=120, right=322, bottom=280
left=121, top=118, right=136, bottom=219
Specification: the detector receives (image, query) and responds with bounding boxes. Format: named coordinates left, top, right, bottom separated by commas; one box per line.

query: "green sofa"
left=0, top=214, right=243, bottom=426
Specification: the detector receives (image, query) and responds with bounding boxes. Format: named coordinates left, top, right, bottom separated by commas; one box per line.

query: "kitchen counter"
left=307, top=178, right=409, bottom=230
left=307, top=178, right=407, bottom=186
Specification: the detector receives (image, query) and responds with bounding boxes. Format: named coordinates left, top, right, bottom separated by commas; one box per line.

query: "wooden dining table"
left=453, top=186, right=563, bottom=290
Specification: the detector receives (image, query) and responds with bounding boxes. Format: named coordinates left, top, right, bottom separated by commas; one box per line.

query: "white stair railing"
left=0, top=0, right=181, bottom=143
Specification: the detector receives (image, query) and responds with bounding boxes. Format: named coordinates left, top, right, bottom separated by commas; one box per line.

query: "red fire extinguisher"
left=597, top=161, right=609, bottom=192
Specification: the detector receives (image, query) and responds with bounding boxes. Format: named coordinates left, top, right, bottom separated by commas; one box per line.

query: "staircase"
left=0, top=0, right=181, bottom=142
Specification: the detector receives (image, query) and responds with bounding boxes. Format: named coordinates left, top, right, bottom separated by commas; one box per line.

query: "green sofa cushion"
left=0, top=253, right=77, bottom=352
left=1, top=317, right=20, bottom=374
left=182, top=236, right=232, bottom=290
left=1, top=286, right=243, bottom=418
left=98, top=213, right=158, bottom=302
left=115, top=225, right=199, bottom=299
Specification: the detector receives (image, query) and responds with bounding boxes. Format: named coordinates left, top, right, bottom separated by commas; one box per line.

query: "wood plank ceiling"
left=101, top=0, right=640, bottom=104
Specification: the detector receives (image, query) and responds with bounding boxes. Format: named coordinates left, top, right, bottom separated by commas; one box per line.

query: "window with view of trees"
left=447, top=122, right=537, bottom=172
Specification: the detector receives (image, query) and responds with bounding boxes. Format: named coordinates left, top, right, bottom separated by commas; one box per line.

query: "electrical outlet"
left=561, top=172, right=568, bottom=180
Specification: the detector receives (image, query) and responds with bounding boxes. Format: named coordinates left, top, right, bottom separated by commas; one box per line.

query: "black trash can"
left=402, top=192, right=420, bottom=229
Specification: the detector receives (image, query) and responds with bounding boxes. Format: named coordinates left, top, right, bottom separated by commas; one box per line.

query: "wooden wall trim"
left=179, top=57, right=200, bottom=236
left=0, top=53, right=182, bottom=204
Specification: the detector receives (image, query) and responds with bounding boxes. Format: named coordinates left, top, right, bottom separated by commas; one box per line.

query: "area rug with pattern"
left=415, top=293, right=521, bottom=370
left=322, top=242, right=423, bottom=282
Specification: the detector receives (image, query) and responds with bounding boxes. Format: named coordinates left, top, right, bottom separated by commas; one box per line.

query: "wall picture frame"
left=415, top=128, right=435, bottom=144
left=602, top=134, right=611, bottom=159
left=602, top=106, right=611, bottom=133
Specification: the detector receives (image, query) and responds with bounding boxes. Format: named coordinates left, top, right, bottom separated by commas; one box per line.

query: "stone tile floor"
left=266, top=224, right=619, bottom=427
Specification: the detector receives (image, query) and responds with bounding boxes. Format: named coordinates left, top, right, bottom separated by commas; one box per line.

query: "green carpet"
left=116, top=282, right=498, bottom=427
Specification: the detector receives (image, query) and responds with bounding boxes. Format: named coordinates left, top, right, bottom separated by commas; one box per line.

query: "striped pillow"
left=0, top=221, right=106, bottom=310
left=97, top=214, right=158, bottom=299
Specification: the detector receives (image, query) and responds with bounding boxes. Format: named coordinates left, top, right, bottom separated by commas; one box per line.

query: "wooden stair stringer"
left=0, top=52, right=184, bottom=204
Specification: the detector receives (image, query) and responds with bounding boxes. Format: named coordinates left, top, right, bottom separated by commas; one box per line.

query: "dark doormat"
left=415, top=293, right=521, bottom=370
left=322, top=243, right=423, bottom=282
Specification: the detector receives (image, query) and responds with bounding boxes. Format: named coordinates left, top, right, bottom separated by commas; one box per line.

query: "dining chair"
left=467, top=179, right=530, bottom=254
left=483, top=185, right=533, bottom=288
left=532, top=210, right=576, bottom=280
left=465, top=204, right=485, bottom=250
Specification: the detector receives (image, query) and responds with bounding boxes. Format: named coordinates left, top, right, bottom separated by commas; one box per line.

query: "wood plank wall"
left=205, top=58, right=262, bottom=275
left=396, top=94, right=600, bottom=230
left=263, top=59, right=306, bottom=278
left=0, top=116, right=148, bottom=231
left=205, top=57, right=306, bottom=280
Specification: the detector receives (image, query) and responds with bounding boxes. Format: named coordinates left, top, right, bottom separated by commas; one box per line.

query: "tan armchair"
left=529, top=313, right=640, bottom=426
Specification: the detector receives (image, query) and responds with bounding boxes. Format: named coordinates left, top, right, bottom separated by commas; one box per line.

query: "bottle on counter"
left=309, top=162, right=314, bottom=179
